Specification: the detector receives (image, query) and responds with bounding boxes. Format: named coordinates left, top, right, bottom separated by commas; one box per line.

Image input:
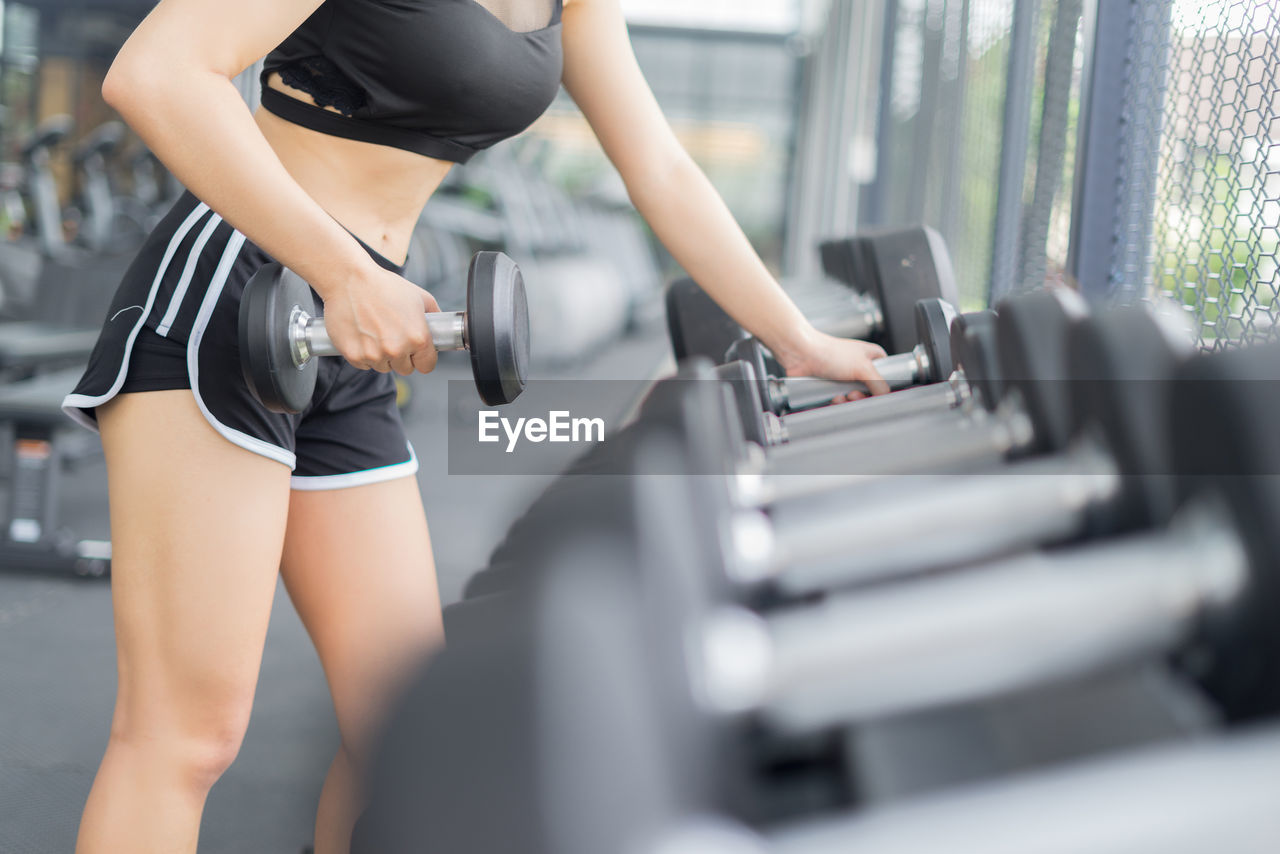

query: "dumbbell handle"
left=295, top=309, right=468, bottom=365
left=810, top=294, right=883, bottom=340
left=779, top=374, right=967, bottom=443
left=738, top=502, right=1246, bottom=731
left=774, top=346, right=928, bottom=412
left=768, top=438, right=1120, bottom=593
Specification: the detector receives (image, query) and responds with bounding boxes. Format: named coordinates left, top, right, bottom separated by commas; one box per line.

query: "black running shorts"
left=63, top=191, right=418, bottom=490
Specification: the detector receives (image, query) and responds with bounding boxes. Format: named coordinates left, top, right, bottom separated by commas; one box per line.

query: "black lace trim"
left=277, top=56, right=368, bottom=117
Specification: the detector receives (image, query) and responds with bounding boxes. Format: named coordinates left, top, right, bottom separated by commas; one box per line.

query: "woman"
left=61, top=1, right=890, bottom=851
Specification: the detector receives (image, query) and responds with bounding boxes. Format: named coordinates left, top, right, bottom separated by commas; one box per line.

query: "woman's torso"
left=253, top=0, right=564, bottom=267
left=255, top=90, right=445, bottom=268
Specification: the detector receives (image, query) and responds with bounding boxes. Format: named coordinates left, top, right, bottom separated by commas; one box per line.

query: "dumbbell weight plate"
left=914, top=297, right=955, bottom=383
left=467, top=250, right=530, bottom=406
left=713, top=359, right=772, bottom=447
left=950, top=310, right=1002, bottom=411
left=664, top=277, right=746, bottom=364
left=856, top=226, right=958, bottom=354
left=238, top=263, right=317, bottom=414
left=995, top=289, right=1087, bottom=456
left=818, top=237, right=861, bottom=291
left=1069, top=308, right=1183, bottom=536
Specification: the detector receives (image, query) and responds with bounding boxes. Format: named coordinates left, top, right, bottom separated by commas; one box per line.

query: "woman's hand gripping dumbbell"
left=238, top=251, right=529, bottom=412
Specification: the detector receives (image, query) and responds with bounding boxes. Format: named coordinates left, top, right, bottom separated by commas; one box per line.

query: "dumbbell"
left=355, top=435, right=1280, bottom=854
left=666, top=226, right=958, bottom=364
left=636, top=340, right=1280, bottom=732
left=721, top=306, right=998, bottom=447
left=726, top=297, right=956, bottom=417
left=719, top=306, right=1192, bottom=593
left=765, top=309, right=1004, bottom=442
left=755, top=287, right=1086, bottom=480
left=652, top=728, right=1280, bottom=854
left=640, top=289, right=1079, bottom=509
left=400, top=560, right=1280, bottom=854
left=238, top=251, right=529, bottom=413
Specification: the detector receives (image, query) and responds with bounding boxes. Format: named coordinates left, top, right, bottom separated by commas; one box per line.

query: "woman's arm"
left=561, top=0, right=888, bottom=392
left=103, top=0, right=437, bottom=376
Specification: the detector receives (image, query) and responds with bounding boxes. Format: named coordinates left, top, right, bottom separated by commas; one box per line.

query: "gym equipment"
left=70, top=121, right=127, bottom=254
left=666, top=226, right=958, bottom=364
left=764, top=309, right=1003, bottom=442
left=358, top=456, right=1279, bottom=854
left=724, top=298, right=956, bottom=417
left=466, top=323, right=981, bottom=600
left=238, top=250, right=529, bottom=413
left=659, top=341, right=1280, bottom=731
left=730, top=306, right=1191, bottom=593
left=666, top=275, right=883, bottom=363
left=0, top=120, right=127, bottom=372
left=0, top=366, right=111, bottom=578
left=758, top=287, right=1085, bottom=478
left=684, top=727, right=1280, bottom=853
left=358, top=512, right=855, bottom=854
left=819, top=227, right=958, bottom=355
left=640, top=292, right=1069, bottom=507
left=712, top=308, right=992, bottom=450
left=22, top=115, right=73, bottom=258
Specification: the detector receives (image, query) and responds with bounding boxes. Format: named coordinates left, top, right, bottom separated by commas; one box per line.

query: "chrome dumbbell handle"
left=703, top=500, right=1247, bottom=731
left=811, top=293, right=884, bottom=340
left=774, top=345, right=931, bottom=412
left=292, top=309, right=468, bottom=366
left=777, top=373, right=970, bottom=443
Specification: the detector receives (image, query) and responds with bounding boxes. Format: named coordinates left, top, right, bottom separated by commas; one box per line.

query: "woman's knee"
left=108, top=701, right=254, bottom=793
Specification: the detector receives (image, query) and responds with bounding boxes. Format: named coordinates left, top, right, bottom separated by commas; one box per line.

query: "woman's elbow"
left=101, top=55, right=144, bottom=113
left=102, top=45, right=178, bottom=116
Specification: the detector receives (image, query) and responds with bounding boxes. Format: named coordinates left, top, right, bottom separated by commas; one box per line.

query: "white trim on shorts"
left=186, top=229, right=298, bottom=470
left=289, top=443, right=420, bottom=491
left=61, top=201, right=213, bottom=431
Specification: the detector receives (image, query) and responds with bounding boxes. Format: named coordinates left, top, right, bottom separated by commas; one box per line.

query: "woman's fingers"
left=410, top=348, right=438, bottom=375
left=861, top=362, right=891, bottom=397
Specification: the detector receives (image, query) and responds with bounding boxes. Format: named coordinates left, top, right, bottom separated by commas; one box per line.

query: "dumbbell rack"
left=0, top=368, right=110, bottom=579
left=848, top=664, right=1213, bottom=804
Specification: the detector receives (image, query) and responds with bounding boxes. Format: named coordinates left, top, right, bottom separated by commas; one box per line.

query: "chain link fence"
left=823, top=0, right=1276, bottom=347
left=1140, top=1, right=1279, bottom=348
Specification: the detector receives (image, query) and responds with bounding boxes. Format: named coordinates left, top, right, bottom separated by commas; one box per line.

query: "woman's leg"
left=76, top=390, right=293, bottom=854
left=279, top=476, right=444, bottom=854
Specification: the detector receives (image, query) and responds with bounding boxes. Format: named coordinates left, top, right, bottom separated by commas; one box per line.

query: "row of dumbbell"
left=349, top=232, right=1280, bottom=852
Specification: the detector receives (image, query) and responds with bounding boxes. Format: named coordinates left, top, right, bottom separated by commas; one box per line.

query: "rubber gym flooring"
left=0, top=328, right=668, bottom=853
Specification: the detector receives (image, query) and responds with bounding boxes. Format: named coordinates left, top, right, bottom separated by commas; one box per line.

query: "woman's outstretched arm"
left=561, top=0, right=889, bottom=392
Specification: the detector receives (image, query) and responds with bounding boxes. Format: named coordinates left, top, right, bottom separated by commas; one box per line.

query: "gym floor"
left=0, top=328, right=668, bottom=853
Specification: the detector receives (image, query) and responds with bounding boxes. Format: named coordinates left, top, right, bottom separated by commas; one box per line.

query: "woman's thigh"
left=98, top=390, right=292, bottom=741
left=279, top=476, right=443, bottom=758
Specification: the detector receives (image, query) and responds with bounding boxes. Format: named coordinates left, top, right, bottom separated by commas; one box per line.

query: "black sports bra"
left=260, top=0, right=564, bottom=164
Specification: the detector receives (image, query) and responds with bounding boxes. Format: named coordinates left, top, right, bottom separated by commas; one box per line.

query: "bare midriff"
left=255, top=72, right=455, bottom=268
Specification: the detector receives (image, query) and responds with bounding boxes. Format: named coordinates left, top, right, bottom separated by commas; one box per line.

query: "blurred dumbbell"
left=632, top=340, right=1280, bottom=731
left=644, top=288, right=1082, bottom=510
left=681, top=306, right=1189, bottom=594
left=356, top=356, right=1280, bottom=850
